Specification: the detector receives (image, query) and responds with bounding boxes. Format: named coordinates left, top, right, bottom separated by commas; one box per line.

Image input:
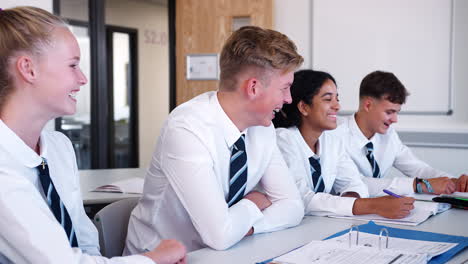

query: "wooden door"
left=175, top=0, right=273, bottom=106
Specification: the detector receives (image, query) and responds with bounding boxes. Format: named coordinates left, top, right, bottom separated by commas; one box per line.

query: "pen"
left=383, top=189, right=402, bottom=198
left=453, top=197, right=468, bottom=202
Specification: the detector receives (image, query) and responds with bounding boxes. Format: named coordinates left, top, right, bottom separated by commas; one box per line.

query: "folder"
left=325, top=221, right=468, bottom=264
left=258, top=221, right=468, bottom=264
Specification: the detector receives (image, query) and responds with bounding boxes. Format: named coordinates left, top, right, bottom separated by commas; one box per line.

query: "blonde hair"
left=0, top=6, right=67, bottom=109
left=219, top=26, right=303, bottom=90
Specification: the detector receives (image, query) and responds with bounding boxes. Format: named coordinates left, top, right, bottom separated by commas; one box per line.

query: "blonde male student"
left=124, top=26, right=305, bottom=254
left=0, top=6, right=185, bottom=264
left=274, top=70, right=414, bottom=219
left=338, top=71, right=468, bottom=196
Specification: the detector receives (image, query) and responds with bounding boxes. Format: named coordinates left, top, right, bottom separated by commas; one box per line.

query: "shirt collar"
left=0, top=119, right=46, bottom=168
left=291, top=126, right=321, bottom=158
left=348, top=114, right=374, bottom=149
left=211, top=92, right=248, bottom=149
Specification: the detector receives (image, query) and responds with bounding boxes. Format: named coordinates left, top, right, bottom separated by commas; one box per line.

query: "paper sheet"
left=272, top=241, right=427, bottom=264
left=327, top=232, right=457, bottom=259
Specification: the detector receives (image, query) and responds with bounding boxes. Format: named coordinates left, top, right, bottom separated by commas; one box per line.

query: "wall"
left=106, top=0, right=169, bottom=168
left=273, top=0, right=468, bottom=176
left=3, top=0, right=51, bottom=10
left=274, top=0, right=468, bottom=132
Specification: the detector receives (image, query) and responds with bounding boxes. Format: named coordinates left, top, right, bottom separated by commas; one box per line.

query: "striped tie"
left=365, top=142, right=381, bottom=178
left=37, top=158, right=78, bottom=247
left=227, top=134, right=248, bottom=207
left=309, top=156, right=325, bottom=193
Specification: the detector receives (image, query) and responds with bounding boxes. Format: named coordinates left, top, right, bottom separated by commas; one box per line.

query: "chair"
left=93, top=197, right=139, bottom=257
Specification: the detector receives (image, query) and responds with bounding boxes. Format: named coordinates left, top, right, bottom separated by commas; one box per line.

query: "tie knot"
left=233, top=134, right=246, bottom=151
left=365, top=142, right=374, bottom=153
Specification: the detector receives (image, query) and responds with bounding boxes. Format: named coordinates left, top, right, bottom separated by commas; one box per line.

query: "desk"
left=188, top=209, right=468, bottom=264
left=80, top=168, right=145, bottom=205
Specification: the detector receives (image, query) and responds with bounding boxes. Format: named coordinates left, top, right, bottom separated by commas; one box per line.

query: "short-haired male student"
left=338, top=71, right=468, bottom=196
left=124, top=26, right=305, bottom=254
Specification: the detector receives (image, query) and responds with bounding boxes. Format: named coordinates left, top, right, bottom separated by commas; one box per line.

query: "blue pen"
left=383, top=189, right=402, bottom=198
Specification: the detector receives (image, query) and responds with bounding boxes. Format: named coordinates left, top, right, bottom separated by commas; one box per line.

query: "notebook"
left=91, top=177, right=144, bottom=194
left=327, top=201, right=451, bottom=226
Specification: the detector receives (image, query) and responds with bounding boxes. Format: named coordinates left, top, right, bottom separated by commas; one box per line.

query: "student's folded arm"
left=0, top=177, right=152, bottom=264
left=161, top=126, right=263, bottom=251
left=252, top=146, right=304, bottom=234
left=306, top=193, right=356, bottom=216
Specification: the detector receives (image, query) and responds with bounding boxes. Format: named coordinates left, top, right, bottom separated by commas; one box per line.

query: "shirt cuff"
left=338, top=196, right=357, bottom=216
left=237, top=198, right=264, bottom=232
left=114, top=255, right=155, bottom=264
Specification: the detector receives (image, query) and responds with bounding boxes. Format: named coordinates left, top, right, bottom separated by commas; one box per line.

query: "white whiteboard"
left=312, top=0, right=453, bottom=114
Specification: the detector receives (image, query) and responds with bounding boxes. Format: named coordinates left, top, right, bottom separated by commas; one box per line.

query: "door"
left=174, top=0, right=273, bottom=106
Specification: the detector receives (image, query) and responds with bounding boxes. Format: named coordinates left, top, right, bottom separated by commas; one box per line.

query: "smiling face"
left=366, top=97, right=401, bottom=135
left=299, top=79, right=340, bottom=133
left=251, top=69, right=294, bottom=127
left=33, top=27, right=87, bottom=119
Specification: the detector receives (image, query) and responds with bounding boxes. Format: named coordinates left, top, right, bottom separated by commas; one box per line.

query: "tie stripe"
left=227, top=135, right=248, bottom=207
left=309, top=156, right=325, bottom=193
left=37, top=158, right=78, bottom=247
left=365, top=142, right=381, bottom=178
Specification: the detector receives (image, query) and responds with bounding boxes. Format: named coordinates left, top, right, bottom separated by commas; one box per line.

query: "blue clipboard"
left=258, top=221, right=468, bottom=264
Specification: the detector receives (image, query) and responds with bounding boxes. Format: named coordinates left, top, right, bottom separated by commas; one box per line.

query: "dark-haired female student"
left=273, top=70, right=414, bottom=218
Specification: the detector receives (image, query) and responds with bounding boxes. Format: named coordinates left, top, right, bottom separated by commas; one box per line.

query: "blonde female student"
left=0, top=6, right=185, bottom=264
left=273, top=70, right=415, bottom=218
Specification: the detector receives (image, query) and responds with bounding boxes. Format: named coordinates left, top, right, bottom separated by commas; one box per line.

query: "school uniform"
left=0, top=120, right=152, bottom=264
left=337, top=115, right=452, bottom=196
left=276, top=126, right=369, bottom=216
left=124, top=91, right=303, bottom=253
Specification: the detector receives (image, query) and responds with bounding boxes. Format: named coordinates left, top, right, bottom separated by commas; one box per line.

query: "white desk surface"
left=188, top=209, right=468, bottom=264
left=80, top=168, right=145, bottom=204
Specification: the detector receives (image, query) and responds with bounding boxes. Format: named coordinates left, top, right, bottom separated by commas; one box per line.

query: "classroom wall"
left=3, top=0, right=51, bottom=10
left=274, top=0, right=468, bottom=176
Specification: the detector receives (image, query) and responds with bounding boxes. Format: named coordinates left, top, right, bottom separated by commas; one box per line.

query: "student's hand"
left=341, top=192, right=361, bottom=198
left=244, top=191, right=272, bottom=211
left=425, top=177, right=456, bottom=194
left=452, top=174, right=468, bottom=192
left=374, top=196, right=415, bottom=219
left=142, top=239, right=187, bottom=264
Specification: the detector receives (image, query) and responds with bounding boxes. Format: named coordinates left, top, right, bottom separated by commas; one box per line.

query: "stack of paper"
left=328, top=201, right=451, bottom=226
left=271, top=240, right=428, bottom=264
left=271, top=232, right=457, bottom=264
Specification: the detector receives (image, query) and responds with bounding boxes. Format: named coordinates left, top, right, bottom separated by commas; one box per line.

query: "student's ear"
left=362, top=97, right=373, bottom=113
left=297, top=101, right=309, bottom=116
left=245, top=77, right=261, bottom=100
left=16, top=55, right=38, bottom=84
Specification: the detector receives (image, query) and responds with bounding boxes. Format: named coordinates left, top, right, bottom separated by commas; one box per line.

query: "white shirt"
left=276, top=126, right=369, bottom=216
left=0, top=120, right=152, bottom=264
left=337, top=115, right=452, bottom=196
left=124, top=91, right=303, bottom=253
